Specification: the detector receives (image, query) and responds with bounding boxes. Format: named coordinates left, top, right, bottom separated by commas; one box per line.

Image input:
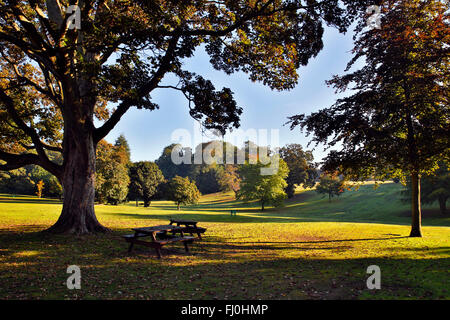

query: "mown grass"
left=0, top=182, right=448, bottom=300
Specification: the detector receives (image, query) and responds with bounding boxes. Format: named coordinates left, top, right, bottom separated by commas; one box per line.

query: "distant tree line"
left=1, top=133, right=448, bottom=215
left=0, top=133, right=320, bottom=210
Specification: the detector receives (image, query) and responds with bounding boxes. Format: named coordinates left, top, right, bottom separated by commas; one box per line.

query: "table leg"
left=128, top=242, right=134, bottom=253
left=150, top=232, right=162, bottom=258
left=128, top=232, right=138, bottom=253
left=155, top=246, right=162, bottom=259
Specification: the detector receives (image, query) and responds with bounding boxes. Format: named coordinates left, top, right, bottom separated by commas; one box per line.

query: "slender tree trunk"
left=177, top=202, right=180, bottom=210
left=409, top=172, right=422, bottom=237
left=261, top=201, right=265, bottom=211
left=438, top=197, right=447, bottom=215
left=404, top=86, right=422, bottom=237
left=46, top=98, right=108, bottom=234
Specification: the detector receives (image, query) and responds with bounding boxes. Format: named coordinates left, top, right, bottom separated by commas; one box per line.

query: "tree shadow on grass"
left=382, top=246, right=450, bottom=256
left=225, top=236, right=411, bottom=245
left=1, top=226, right=448, bottom=300
left=102, top=211, right=307, bottom=223
left=112, top=202, right=449, bottom=227
left=2, top=246, right=449, bottom=300
left=0, top=226, right=409, bottom=255
left=194, top=242, right=355, bottom=252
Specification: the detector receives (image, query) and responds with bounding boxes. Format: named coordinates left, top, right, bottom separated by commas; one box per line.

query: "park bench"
left=169, top=219, right=207, bottom=240
left=123, top=225, right=196, bottom=259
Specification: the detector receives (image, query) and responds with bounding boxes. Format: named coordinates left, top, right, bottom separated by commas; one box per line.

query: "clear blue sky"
left=102, top=26, right=356, bottom=164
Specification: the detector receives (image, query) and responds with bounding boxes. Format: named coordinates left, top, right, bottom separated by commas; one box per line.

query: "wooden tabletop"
left=132, top=225, right=182, bottom=234
left=170, top=219, right=198, bottom=225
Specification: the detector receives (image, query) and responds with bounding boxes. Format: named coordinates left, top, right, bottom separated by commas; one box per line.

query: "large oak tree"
left=0, top=0, right=368, bottom=234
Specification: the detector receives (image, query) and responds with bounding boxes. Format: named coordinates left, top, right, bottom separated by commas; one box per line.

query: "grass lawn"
left=0, top=182, right=448, bottom=300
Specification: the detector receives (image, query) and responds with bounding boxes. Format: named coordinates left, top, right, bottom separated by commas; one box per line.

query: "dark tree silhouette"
left=289, top=0, right=449, bottom=237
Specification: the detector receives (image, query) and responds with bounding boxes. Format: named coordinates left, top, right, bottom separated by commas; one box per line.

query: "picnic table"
left=123, top=225, right=195, bottom=259
left=169, top=219, right=207, bottom=240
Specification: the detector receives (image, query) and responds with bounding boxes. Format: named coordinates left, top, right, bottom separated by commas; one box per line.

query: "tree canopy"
left=128, top=161, right=165, bottom=207
left=166, top=175, right=201, bottom=210
left=289, top=0, right=449, bottom=237
left=95, top=139, right=130, bottom=205
left=156, top=144, right=192, bottom=180
left=237, top=157, right=289, bottom=211
left=315, top=173, right=346, bottom=202
left=279, top=143, right=317, bottom=198
left=115, top=134, right=131, bottom=162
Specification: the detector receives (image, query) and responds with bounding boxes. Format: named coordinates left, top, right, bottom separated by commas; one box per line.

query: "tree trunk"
left=404, top=87, right=422, bottom=238
left=438, top=197, right=447, bottom=215
left=45, top=119, right=108, bottom=234
left=177, top=202, right=180, bottom=211
left=261, top=201, right=265, bottom=211
left=409, top=172, right=422, bottom=237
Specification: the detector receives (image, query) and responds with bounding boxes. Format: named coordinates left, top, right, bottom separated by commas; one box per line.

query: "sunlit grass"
left=0, top=183, right=448, bottom=300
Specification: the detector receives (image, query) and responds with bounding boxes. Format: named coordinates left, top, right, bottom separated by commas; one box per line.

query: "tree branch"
left=0, top=31, right=61, bottom=81
left=94, top=33, right=181, bottom=143
left=20, top=141, right=63, bottom=153
left=176, top=1, right=314, bottom=37
left=0, top=150, right=43, bottom=171
left=0, top=50, right=61, bottom=107
left=0, top=87, right=62, bottom=176
left=9, top=2, right=53, bottom=52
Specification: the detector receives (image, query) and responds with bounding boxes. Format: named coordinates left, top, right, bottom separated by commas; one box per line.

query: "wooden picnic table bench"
left=169, top=219, right=207, bottom=240
left=123, top=225, right=195, bottom=259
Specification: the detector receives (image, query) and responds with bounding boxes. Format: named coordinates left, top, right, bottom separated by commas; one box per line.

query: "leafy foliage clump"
left=167, top=176, right=201, bottom=210
left=316, top=173, right=347, bottom=202
left=95, top=140, right=130, bottom=205
left=279, top=144, right=318, bottom=198
left=237, top=157, right=289, bottom=211
left=129, top=161, right=165, bottom=207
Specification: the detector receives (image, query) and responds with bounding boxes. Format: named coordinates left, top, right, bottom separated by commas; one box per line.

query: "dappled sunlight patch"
left=80, top=253, right=103, bottom=259
left=12, top=250, right=42, bottom=257
left=0, top=261, right=39, bottom=268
